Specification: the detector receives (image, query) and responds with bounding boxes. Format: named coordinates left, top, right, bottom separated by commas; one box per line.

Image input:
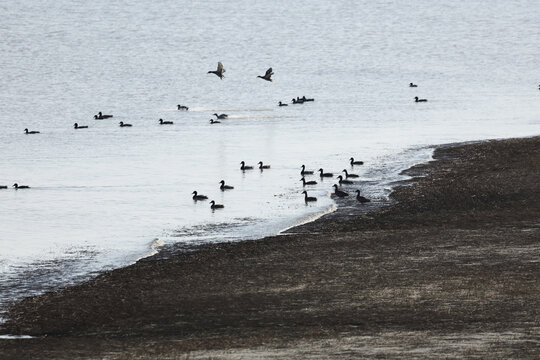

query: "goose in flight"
left=213, top=113, right=228, bottom=119
left=208, top=62, right=225, bottom=79
left=257, top=67, right=274, bottom=82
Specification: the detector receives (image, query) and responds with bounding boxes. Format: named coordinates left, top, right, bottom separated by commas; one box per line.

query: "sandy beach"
left=1, top=136, right=539, bottom=359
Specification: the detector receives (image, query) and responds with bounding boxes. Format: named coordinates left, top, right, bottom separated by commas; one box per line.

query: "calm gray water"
left=1, top=0, right=539, bottom=314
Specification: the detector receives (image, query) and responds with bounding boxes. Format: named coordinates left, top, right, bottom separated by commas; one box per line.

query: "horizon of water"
left=1, top=0, right=539, bottom=317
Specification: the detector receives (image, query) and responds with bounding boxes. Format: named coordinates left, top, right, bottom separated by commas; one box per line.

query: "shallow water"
left=1, top=0, right=539, bottom=314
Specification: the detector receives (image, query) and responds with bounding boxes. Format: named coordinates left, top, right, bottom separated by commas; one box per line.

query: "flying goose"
left=208, top=62, right=225, bottom=79
left=192, top=191, right=208, bottom=201
left=257, top=67, right=274, bottom=82
left=355, top=190, right=371, bottom=203
left=213, top=113, right=228, bottom=119
left=350, top=157, right=364, bottom=166
left=302, top=190, right=317, bottom=202
left=240, top=161, right=254, bottom=171
left=13, top=183, right=30, bottom=189
left=337, top=175, right=354, bottom=185
left=73, top=123, right=88, bottom=129
left=332, top=184, right=349, bottom=197
left=24, top=128, right=40, bottom=134
left=219, top=180, right=234, bottom=191
left=119, top=121, right=132, bottom=127
left=300, top=177, right=317, bottom=186
left=159, top=119, right=173, bottom=125
left=318, top=168, right=333, bottom=177
left=342, top=169, right=359, bottom=178
left=210, top=200, right=224, bottom=209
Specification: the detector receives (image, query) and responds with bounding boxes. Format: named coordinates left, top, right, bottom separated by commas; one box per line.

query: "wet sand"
left=1, top=136, right=539, bottom=359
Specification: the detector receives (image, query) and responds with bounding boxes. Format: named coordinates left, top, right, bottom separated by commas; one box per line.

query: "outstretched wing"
left=217, top=62, right=225, bottom=73
left=265, top=67, right=273, bottom=77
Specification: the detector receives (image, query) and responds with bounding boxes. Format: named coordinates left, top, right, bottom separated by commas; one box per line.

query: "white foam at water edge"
left=279, top=204, right=337, bottom=235
left=135, top=238, right=165, bottom=261
left=0, top=334, right=35, bottom=340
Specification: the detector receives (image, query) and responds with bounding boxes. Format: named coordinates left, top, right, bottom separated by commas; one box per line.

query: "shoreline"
left=1, top=136, right=539, bottom=358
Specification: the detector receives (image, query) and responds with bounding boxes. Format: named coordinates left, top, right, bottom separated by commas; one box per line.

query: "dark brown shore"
left=1, top=136, right=539, bottom=359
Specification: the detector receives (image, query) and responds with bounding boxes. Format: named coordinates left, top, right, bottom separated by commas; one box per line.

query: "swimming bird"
left=208, top=62, right=225, bottom=79
left=414, top=96, right=428, bottom=102
left=0, top=185, right=8, bottom=189
left=213, top=113, right=228, bottom=119
left=301, top=165, right=314, bottom=176
left=219, top=180, right=234, bottom=191
left=302, top=190, right=317, bottom=202
left=94, top=112, right=113, bottom=120
left=342, top=169, right=359, bottom=178
left=240, top=161, right=254, bottom=171
left=318, top=168, right=333, bottom=177
left=409, top=83, right=418, bottom=87
left=209, top=119, right=221, bottom=124
left=257, top=67, right=274, bottom=82
left=278, top=101, right=288, bottom=107
left=24, top=128, right=40, bottom=134
left=210, top=200, right=224, bottom=209
left=13, top=183, right=30, bottom=189
left=192, top=191, right=208, bottom=201
left=258, top=161, right=271, bottom=169
left=300, top=177, right=317, bottom=186
left=177, top=105, right=189, bottom=111
left=337, top=175, right=354, bottom=185
left=332, top=184, right=349, bottom=197
left=350, top=157, right=364, bottom=166
left=292, top=98, right=304, bottom=104
left=159, top=118, right=174, bottom=125
left=73, top=123, right=88, bottom=129
left=355, top=190, right=371, bottom=203
left=119, top=121, right=132, bottom=127
left=301, top=96, right=315, bottom=102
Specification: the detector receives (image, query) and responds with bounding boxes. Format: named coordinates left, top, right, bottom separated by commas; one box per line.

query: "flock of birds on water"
left=7, top=63, right=447, bottom=210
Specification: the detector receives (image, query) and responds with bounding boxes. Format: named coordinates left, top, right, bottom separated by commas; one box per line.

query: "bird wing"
left=217, top=62, right=225, bottom=73
left=265, top=67, right=273, bottom=77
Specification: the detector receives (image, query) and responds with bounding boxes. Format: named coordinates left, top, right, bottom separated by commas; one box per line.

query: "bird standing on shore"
left=332, top=184, right=349, bottom=197
left=208, top=62, right=225, bottom=79
left=257, top=68, right=274, bottom=82
left=355, top=190, right=371, bottom=203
